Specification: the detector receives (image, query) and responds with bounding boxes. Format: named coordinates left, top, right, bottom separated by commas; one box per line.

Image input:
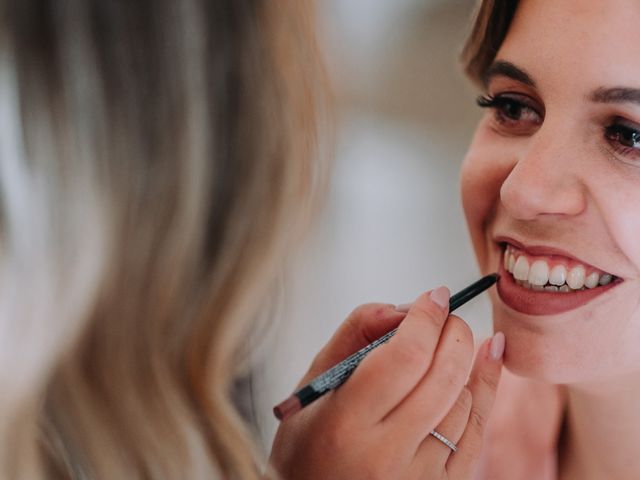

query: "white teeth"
left=584, top=272, right=599, bottom=289
left=504, top=246, right=615, bottom=292
left=528, top=260, right=549, bottom=286
left=566, top=265, right=586, bottom=290
left=503, top=248, right=516, bottom=273
left=548, top=265, right=567, bottom=286
left=599, top=274, right=612, bottom=286
left=513, top=256, right=530, bottom=281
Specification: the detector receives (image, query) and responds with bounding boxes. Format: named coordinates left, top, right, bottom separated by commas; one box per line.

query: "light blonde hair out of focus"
left=0, top=0, right=326, bottom=478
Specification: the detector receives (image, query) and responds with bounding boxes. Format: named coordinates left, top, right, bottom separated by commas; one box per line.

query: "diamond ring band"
left=429, top=430, right=458, bottom=453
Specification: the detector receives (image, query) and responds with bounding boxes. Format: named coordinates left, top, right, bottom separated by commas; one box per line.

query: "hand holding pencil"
left=269, top=279, right=505, bottom=479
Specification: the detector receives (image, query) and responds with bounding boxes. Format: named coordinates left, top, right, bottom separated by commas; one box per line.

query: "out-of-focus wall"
left=253, top=0, right=490, bottom=449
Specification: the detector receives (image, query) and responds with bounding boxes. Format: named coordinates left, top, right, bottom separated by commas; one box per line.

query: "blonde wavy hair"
left=0, top=0, right=326, bottom=478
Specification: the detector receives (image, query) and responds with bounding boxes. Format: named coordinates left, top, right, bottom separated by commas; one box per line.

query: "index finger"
left=333, top=287, right=451, bottom=423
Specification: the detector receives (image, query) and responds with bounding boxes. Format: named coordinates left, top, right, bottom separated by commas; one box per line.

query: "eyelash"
left=604, top=122, right=640, bottom=158
left=476, top=94, right=542, bottom=131
left=476, top=93, right=640, bottom=162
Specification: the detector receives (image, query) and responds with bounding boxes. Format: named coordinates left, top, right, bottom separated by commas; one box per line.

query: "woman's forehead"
left=495, top=0, right=640, bottom=93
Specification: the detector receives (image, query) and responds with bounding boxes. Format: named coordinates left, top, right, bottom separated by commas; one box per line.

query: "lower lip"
left=496, top=261, right=621, bottom=316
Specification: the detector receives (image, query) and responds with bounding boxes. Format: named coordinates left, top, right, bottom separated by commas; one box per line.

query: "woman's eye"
left=605, top=123, right=640, bottom=149
left=476, top=94, right=543, bottom=133
left=604, top=121, right=640, bottom=163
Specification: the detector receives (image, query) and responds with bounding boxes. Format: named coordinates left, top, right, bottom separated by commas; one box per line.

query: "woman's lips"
left=496, top=260, right=621, bottom=316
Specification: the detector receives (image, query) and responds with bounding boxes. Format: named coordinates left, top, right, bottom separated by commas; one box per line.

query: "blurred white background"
left=253, top=0, right=490, bottom=449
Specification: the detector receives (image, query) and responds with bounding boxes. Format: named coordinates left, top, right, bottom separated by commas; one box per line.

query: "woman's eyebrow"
left=590, top=87, right=640, bottom=105
left=482, top=60, right=536, bottom=88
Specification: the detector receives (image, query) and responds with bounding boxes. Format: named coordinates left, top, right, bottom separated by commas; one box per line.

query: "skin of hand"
left=269, top=288, right=505, bottom=480
left=473, top=369, right=566, bottom=480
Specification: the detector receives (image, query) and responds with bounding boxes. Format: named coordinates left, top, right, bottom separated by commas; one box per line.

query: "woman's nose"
left=499, top=125, right=587, bottom=221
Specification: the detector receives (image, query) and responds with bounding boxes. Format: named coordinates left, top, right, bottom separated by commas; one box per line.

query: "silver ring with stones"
left=429, top=429, right=458, bottom=453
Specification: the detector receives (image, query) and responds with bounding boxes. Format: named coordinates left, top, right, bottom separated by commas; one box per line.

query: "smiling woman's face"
left=461, top=0, right=640, bottom=384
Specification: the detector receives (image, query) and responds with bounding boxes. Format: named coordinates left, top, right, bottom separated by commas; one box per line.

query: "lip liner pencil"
left=273, top=273, right=499, bottom=421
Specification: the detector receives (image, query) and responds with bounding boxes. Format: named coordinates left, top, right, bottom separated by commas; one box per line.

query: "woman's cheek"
left=605, top=206, right=640, bottom=273
left=460, top=158, right=488, bottom=269
left=460, top=129, right=509, bottom=266
left=589, top=174, right=640, bottom=276
left=461, top=150, right=487, bottom=224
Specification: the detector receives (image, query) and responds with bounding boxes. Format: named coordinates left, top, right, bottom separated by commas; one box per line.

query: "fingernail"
left=429, top=286, right=450, bottom=310
left=395, top=303, right=412, bottom=313
left=489, top=332, right=505, bottom=361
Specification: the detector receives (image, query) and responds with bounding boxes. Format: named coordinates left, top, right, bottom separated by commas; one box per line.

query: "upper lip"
left=494, top=235, right=615, bottom=276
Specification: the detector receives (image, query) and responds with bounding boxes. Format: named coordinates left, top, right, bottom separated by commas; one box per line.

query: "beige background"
left=253, top=0, right=490, bottom=449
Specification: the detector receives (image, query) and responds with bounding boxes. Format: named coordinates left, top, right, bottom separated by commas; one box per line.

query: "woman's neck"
left=559, top=372, right=640, bottom=480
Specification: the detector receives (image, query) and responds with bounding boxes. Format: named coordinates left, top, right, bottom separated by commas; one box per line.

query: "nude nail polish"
left=395, top=303, right=412, bottom=313
left=489, top=332, right=505, bottom=361
left=430, top=286, right=450, bottom=310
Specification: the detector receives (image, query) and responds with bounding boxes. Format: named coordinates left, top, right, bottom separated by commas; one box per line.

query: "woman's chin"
left=493, top=311, right=589, bottom=384
left=501, top=343, right=559, bottom=383
left=502, top=348, right=566, bottom=383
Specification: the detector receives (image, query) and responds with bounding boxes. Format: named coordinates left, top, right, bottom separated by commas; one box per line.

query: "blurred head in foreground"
left=0, top=1, right=325, bottom=478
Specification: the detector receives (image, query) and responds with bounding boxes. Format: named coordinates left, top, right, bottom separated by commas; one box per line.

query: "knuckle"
left=455, top=386, right=473, bottom=413
left=455, top=444, right=481, bottom=470
left=477, top=368, right=500, bottom=392
left=412, top=297, right=447, bottom=327
left=345, top=303, right=398, bottom=337
left=460, top=430, right=484, bottom=461
left=348, top=302, right=393, bottom=321
left=436, top=358, right=468, bottom=390
left=467, top=434, right=484, bottom=457
left=346, top=303, right=376, bottom=323
left=468, top=404, right=488, bottom=432
left=389, top=338, right=431, bottom=367
left=445, top=315, right=474, bottom=349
